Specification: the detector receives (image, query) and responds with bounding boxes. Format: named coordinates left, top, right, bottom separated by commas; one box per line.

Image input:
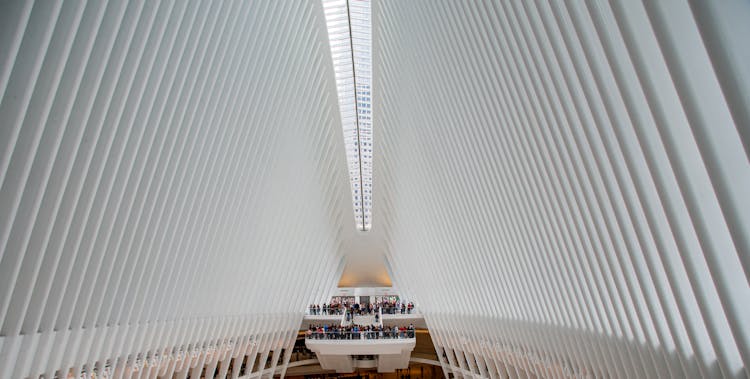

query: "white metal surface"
left=1, top=1, right=749, bottom=378
left=373, top=1, right=750, bottom=378
left=305, top=338, right=415, bottom=373
left=0, top=1, right=351, bottom=378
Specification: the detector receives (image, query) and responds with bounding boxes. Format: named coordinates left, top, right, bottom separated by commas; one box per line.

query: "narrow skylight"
left=322, top=0, right=372, bottom=231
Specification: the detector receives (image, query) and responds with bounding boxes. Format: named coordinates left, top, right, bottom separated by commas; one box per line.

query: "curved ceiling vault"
left=374, top=1, right=749, bottom=378
left=1, top=0, right=749, bottom=378
left=0, top=1, right=355, bottom=377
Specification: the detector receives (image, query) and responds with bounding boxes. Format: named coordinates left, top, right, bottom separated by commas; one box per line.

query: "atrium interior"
left=0, top=0, right=749, bottom=378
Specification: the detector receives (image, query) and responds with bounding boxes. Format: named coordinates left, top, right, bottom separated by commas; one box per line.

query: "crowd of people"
left=308, top=299, right=415, bottom=316
left=307, top=303, right=345, bottom=315
left=306, top=324, right=416, bottom=340
left=380, top=300, right=415, bottom=315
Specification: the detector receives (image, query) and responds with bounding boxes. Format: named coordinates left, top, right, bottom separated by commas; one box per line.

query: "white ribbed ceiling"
left=0, top=1, right=355, bottom=378
left=374, top=1, right=749, bottom=378
left=1, top=1, right=749, bottom=379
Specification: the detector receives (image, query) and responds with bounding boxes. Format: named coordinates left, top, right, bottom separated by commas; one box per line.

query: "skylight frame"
left=322, top=0, right=372, bottom=231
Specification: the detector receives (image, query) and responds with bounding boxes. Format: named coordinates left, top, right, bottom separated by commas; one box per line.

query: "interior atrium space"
left=0, top=0, right=749, bottom=378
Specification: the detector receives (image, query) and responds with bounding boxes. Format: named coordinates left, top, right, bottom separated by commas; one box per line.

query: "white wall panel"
left=0, top=1, right=352, bottom=378
left=374, top=1, right=749, bottom=378
left=2, top=1, right=750, bottom=378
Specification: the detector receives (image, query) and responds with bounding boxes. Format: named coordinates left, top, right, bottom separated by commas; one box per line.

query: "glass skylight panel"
left=322, top=0, right=372, bottom=231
